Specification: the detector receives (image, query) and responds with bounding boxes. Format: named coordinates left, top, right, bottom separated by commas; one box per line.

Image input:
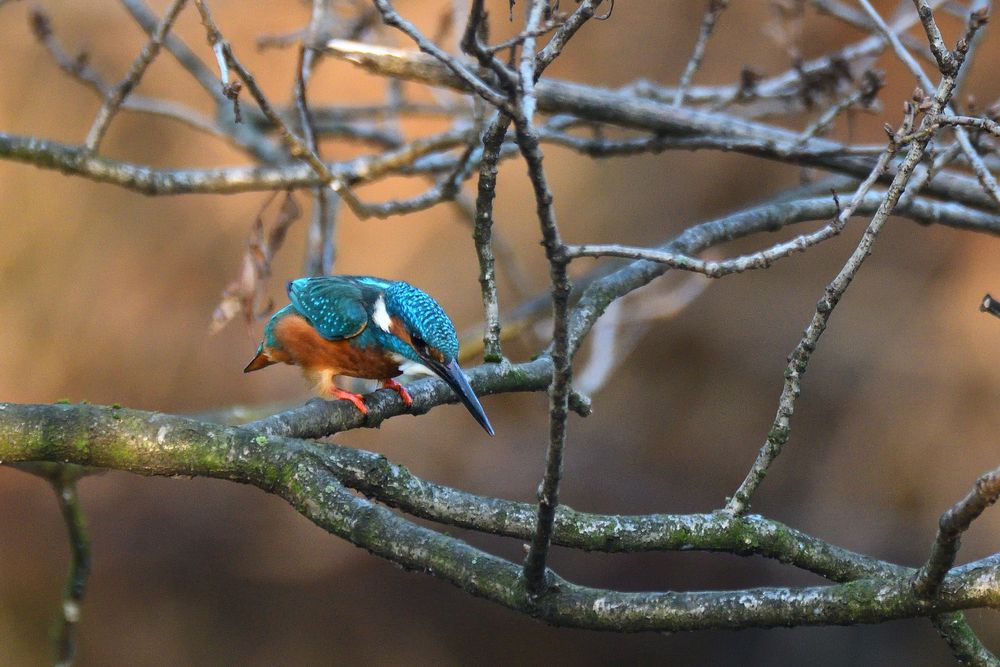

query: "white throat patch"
left=372, top=295, right=392, bottom=332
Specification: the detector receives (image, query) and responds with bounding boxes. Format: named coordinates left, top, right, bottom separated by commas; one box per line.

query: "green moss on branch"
left=3, top=402, right=1000, bottom=633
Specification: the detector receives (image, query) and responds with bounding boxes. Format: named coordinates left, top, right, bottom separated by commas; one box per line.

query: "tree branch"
left=0, top=129, right=471, bottom=195
left=727, top=45, right=965, bottom=514
left=4, top=402, right=1000, bottom=634
left=915, top=466, right=1000, bottom=599
left=673, top=0, right=731, bottom=107
left=322, top=38, right=999, bottom=211
left=472, top=112, right=510, bottom=362
left=48, top=466, right=90, bottom=667
left=84, top=0, right=189, bottom=152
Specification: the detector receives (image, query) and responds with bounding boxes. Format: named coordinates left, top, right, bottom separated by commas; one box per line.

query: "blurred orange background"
left=4, top=1, right=1000, bottom=664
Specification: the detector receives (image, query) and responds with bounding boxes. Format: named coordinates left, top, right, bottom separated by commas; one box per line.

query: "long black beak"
left=427, top=358, right=494, bottom=436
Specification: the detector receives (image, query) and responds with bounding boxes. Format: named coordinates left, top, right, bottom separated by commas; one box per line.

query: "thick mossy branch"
left=3, top=401, right=1000, bottom=633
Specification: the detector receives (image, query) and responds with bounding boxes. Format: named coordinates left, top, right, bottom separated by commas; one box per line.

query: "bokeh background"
left=3, top=1, right=1000, bottom=664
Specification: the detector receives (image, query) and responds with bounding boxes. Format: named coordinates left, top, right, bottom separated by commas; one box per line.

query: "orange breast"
left=271, top=314, right=402, bottom=380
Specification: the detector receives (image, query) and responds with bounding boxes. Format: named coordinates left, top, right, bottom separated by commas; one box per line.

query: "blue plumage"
left=246, top=275, right=493, bottom=435
left=382, top=281, right=459, bottom=360
left=284, top=276, right=459, bottom=363
left=287, top=277, right=370, bottom=339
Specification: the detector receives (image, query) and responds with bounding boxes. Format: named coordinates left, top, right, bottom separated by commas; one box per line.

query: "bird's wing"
left=287, top=277, right=369, bottom=340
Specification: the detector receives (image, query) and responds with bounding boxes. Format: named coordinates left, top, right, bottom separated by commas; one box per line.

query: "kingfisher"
left=244, top=275, right=494, bottom=436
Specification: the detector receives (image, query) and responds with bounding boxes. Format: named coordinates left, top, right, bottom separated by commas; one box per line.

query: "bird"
left=244, top=275, right=494, bottom=436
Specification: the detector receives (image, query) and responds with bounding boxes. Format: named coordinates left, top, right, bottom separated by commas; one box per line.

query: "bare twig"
left=322, top=39, right=999, bottom=211
left=912, top=0, right=958, bottom=74
left=534, top=0, right=608, bottom=72
left=29, top=9, right=225, bottom=140
left=981, top=293, right=1000, bottom=319
left=194, top=0, right=333, bottom=181
left=464, top=0, right=609, bottom=364
left=857, top=0, right=1000, bottom=206
left=50, top=469, right=90, bottom=667
left=936, top=113, right=1000, bottom=137
left=472, top=112, right=510, bottom=362
left=373, top=0, right=511, bottom=110
left=898, top=140, right=963, bottom=209
left=566, top=225, right=839, bottom=275
left=726, top=27, right=968, bottom=514
left=332, top=141, right=479, bottom=219
left=931, top=612, right=1000, bottom=667
left=674, top=0, right=731, bottom=107
left=296, top=0, right=341, bottom=276
left=84, top=0, right=189, bottom=152
left=121, top=0, right=219, bottom=99
left=793, top=71, right=883, bottom=146
left=914, top=466, right=1000, bottom=598
left=119, top=0, right=285, bottom=163
left=0, top=127, right=475, bottom=195
left=461, top=0, right=519, bottom=92
left=484, top=18, right=561, bottom=55
left=511, top=0, right=576, bottom=597
left=12, top=464, right=95, bottom=667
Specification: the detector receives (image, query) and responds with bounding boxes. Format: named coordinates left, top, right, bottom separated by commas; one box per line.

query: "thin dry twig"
left=936, top=113, right=1000, bottom=137
left=857, top=0, right=1000, bottom=206
left=674, top=0, right=731, bottom=107
left=510, top=0, right=576, bottom=597
left=194, top=0, right=333, bottom=181
left=793, top=70, right=883, bottom=147
left=333, top=141, right=480, bottom=219
left=296, top=0, right=341, bottom=276
left=29, top=8, right=224, bottom=139
left=373, top=0, right=511, bottom=110
left=84, top=0, right=189, bottom=152
left=472, top=112, right=510, bottom=362
left=726, top=12, right=974, bottom=514
left=463, top=0, right=609, bottom=364
left=914, top=466, right=1000, bottom=598
left=50, top=469, right=89, bottom=667
left=321, top=38, right=1000, bottom=211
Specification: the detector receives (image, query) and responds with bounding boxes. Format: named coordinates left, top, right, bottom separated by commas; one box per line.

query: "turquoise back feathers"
left=277, top=275, right=459, bottom=364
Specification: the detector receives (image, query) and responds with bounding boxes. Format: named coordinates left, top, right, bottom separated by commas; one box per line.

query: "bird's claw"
left=381, top=378, right=413, bottom=407
left=327, top=387, right=369, bottom=415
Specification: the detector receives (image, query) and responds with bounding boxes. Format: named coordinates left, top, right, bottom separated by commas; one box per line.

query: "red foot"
left=328, top=387, right=368, bottom=415
left=381, top=378, right=413, bottom=407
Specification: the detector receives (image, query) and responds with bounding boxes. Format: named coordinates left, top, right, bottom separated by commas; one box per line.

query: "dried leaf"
left=209, top=191, right=301, bottom=334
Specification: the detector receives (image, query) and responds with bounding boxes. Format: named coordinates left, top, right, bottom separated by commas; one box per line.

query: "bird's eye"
left=411, top=335, right=428, bottom=353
